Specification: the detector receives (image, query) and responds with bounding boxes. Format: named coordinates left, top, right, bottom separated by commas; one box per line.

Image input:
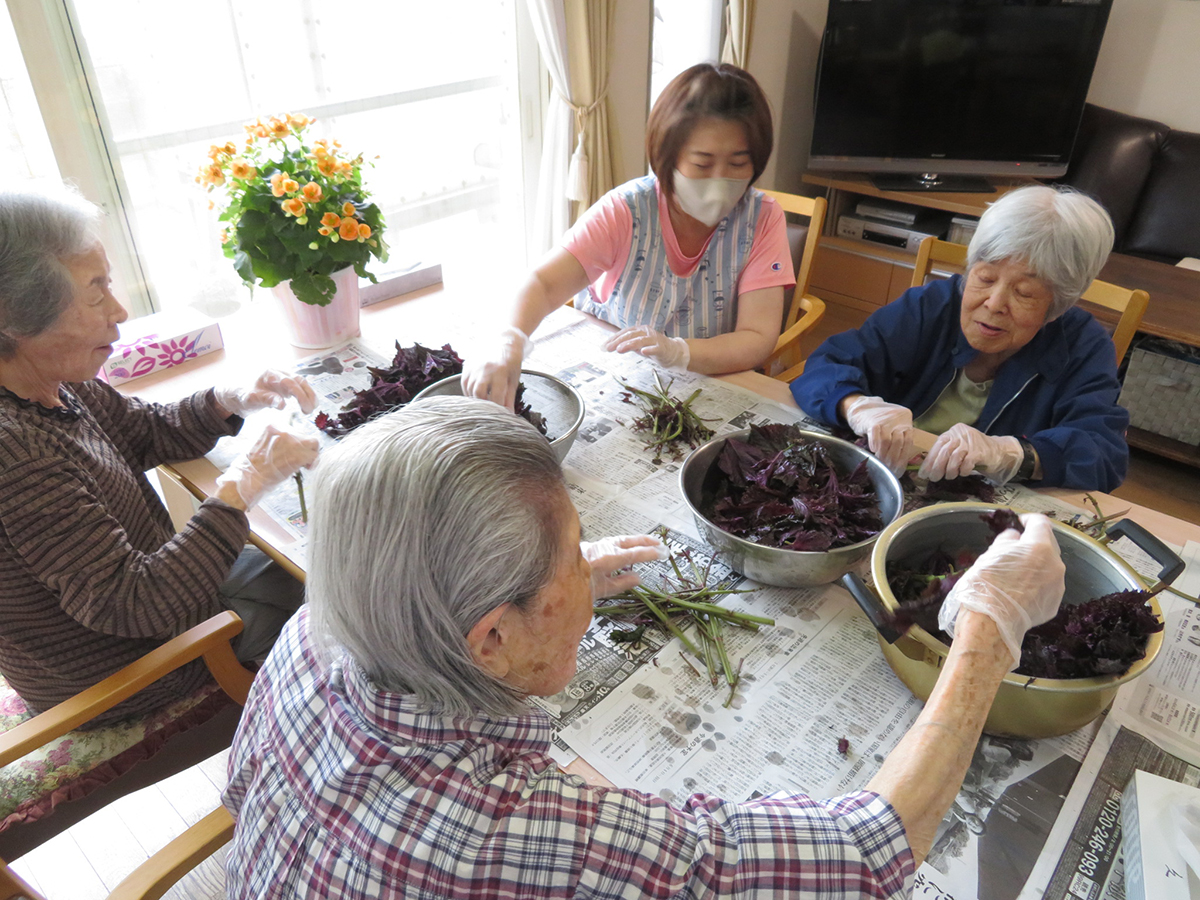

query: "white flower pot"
left=271, top=267, right=361, bottom=349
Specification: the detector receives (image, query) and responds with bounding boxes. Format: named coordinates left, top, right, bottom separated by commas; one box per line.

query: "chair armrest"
left=0, top=859, right=43, bottom=900
left=0, top=611, right=253, bottom=767
left=763, top=294, right=826, bottom=379
left=106, top=806, right=234, bottom=900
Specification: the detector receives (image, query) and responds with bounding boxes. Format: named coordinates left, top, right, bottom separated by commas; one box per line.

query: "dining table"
left=118, top=280, right=1200, bottom=900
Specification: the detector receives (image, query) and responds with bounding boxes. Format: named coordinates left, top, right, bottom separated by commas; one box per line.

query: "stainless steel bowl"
left=679, top=428, right=904, bottom=587
left=865, top=502, right=1166, bottom=738
left=412, top=370, right=585, bottom=463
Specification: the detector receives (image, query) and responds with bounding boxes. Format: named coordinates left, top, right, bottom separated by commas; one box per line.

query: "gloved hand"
left=938, top=513, right=1065, bottom=669
left=215, top=369, right=317, bottom=417
left=582, top=534, right=669, bottom=600
left=462, top=326, right=532, bottom=411
left=214, top=425, right=319, bottom=510
left=602, top=326, right=690, bottom=371
left=918, top=423, right=1023, bottom=484
left=843, top=394, right=914, bottom=476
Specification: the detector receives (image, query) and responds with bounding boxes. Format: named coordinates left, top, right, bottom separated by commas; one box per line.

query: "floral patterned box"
left=98, top=309, right=224, bottom=385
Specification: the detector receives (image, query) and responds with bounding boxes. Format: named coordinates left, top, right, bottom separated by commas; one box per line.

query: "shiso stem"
left=617, top=371, right=715, bottom=463
left=594, top=545, right=774, bottom=696
left=294, top=471, right=308, bottom=524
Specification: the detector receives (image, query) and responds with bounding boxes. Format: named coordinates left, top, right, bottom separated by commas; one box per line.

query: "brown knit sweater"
left=0, top=381, right=249, bottom=725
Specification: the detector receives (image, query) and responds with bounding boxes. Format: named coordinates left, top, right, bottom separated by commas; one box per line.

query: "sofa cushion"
left=1123, top=129, right=1200, bottom=264
left=1062, top=104, right=1169, bottom=247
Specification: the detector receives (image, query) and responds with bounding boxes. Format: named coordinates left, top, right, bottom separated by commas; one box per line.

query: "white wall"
left=1088, top=0, right=1200, bottom=131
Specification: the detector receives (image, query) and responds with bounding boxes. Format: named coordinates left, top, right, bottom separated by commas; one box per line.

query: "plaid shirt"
left=224, top=609, right=915, bottom=899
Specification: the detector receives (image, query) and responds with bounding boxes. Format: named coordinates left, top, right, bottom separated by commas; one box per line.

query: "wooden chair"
left=910, top=236, right=1150, bottom=364
left=0, top=612, right=255, bottom=861
left=758, top=190, right=829, bottom=381
left=107, top=805, right=235, bottom=900
left=0, top=860, right=43, bottom=900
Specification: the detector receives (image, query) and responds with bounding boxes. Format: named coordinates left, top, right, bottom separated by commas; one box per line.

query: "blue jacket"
left=790, top=276, right=1130, bottom=491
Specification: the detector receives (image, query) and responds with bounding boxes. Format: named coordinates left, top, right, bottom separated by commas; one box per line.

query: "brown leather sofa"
left=1059, top=103, right=1200, bottom=264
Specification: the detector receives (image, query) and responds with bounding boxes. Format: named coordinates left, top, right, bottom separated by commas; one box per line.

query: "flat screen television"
left=808, top=0, right=1113, bottom=193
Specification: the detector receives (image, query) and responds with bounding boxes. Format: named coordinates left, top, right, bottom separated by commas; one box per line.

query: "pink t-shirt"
left=562, top=181, right=795, bottom=311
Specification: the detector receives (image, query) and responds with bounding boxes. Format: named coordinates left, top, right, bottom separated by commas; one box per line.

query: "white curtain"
left=720, top=0, right=756, bottom=68
left=525, top=0, right=617, bottom=254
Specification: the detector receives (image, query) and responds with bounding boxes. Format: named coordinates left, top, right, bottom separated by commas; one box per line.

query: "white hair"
left=967, top=185, right=1114, bottom=320
left=0, top=186, right=101, bottom=358
left=306, top=396, right=569, bottom=717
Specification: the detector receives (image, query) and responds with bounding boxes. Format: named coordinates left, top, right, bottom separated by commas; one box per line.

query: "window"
left=0, top=8, right=60, bottom=185
left=651, top=0, right=723, bottom=108
left=13, top=0, right=541, bottom=317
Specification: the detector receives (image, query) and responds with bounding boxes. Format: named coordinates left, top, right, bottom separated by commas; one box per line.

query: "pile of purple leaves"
left=315, top=342, right=464, bottom=436
left=702, top=424, right=883, bottom=552
left=314, top=342, right=549, bottom=439
left=900, top=472, right=997, bottom=512
left=886, top=509, right=1163, bottom=679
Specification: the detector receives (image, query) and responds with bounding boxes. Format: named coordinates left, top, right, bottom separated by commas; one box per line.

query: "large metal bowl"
left=679, top=428, right=904, bottom=587
left=412, top=370, right=584, bottom=463
left=866, top=502, right=1166, bottom=738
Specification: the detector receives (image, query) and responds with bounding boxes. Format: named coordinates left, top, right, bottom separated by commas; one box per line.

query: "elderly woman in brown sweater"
left=0, top=187, right=317, bottom=725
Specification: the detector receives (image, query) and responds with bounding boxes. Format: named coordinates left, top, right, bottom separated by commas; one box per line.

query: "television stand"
left=869, top=172, right=996, bottom=193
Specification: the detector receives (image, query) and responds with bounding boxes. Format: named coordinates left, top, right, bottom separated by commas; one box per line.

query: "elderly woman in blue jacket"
left=791, top=185, right=1128, bottom=492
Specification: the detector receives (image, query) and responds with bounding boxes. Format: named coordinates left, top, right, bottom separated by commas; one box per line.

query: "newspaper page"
left=1019, top=544, right=1200, bottom=900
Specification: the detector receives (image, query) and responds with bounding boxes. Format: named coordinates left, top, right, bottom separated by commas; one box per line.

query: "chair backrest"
left=758, top=190, right=828, bottom=331
left=910, top=236, right=1149, bottom=364
left=0, top=861, right=44, bottom=900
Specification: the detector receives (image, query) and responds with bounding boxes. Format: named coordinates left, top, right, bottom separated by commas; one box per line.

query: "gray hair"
left=967, top=185, right=1114, bottom=320
left=306, top=396, right=569, bottom=717
left=0, top=187, right=101, bottom=358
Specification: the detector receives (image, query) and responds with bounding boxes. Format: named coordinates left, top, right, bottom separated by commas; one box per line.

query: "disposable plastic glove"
left=215, top=369, right=317, bottom=416
left=843, top=394, right=914, bottom=476
left=918, top=423, right=1023, bottom=484
left=582, top=534, right=669, bottom=600
left=602, top=326, right=690, bottom=371
left=214, top=425, right=319, bottom=510
left=462, top=326, right=532, bottom=411
left=938, top=513, right=1065, bottom=669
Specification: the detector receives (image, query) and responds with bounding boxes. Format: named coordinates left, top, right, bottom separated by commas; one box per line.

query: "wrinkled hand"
left=918, top=423, right=1023, bottom=484
left=938, top=513, right=1065, bottom=669
left=214, top=425, right=319, bottom=510
left=843, top=395, right=914, bottom=476
left=215, top=369, right=317, bottom=417
left=602, top=326, right=690, bottom=371
left=582, top=534, right=669, bottom=600
left=462, top=326, right=532, bottom=411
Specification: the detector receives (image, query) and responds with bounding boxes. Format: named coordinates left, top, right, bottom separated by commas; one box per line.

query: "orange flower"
left=341, top=201, right=356, bottom=217
left=320, top=212, right=341, bottom=228
left=219, top=230, right=231, bottom=244
left=318, top=226, right=332, bottom=236
left=316, top=156, right=339, bottom=177
left=245, top=118, right=270, bottom=139
left=199, top=163, right=225, bottom=187
left=270, top=172, right=287, bottom=197
left=282, top=197, right=306, bottom=217
left=338, top=218, right=360, bottom=240
left=207, top=144, right=227, bottom=161
left=357, top=223, right=372, bottom=240
left=282, top=178, right=300, bottom=194
left=268, top=117, right=291, bottom=140
left=230, top=158, right=256, bottom=180
left=288, top=112, right=312, bottom=129
left=301, top=182, right=323, bottom=202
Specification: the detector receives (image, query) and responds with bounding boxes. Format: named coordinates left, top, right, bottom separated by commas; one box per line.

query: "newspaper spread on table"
left=203, top=310, right=1200, bottom=900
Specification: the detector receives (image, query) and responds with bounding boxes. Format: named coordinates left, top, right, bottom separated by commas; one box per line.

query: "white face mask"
left=672, top=170, right=751, bottom=227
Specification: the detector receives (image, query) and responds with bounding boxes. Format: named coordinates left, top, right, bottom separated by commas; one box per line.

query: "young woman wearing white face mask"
left=465, top=63, right=794, bottom=410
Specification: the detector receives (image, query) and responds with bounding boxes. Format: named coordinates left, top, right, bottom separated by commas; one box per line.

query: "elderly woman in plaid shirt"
left=224, top=396, right=1065, bottom=899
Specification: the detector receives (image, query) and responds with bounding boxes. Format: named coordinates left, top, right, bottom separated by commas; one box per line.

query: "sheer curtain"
left=526, top=0, right=617, bottom=254
left=720, top=0, right=756, bottom=68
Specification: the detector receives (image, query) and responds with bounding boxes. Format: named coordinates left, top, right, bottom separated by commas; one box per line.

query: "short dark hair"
left=646, top=63, right=774, bottom=200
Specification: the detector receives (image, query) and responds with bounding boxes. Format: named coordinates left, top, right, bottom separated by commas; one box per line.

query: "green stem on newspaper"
left=294, top=471, right=308, bottom=524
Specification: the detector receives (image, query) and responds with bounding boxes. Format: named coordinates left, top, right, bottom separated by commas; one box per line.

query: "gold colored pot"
left=859, top=502, right=1165, bottom=739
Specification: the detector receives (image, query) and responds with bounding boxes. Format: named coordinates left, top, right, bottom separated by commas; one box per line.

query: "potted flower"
left=198, top=113, right=388, bottom=347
